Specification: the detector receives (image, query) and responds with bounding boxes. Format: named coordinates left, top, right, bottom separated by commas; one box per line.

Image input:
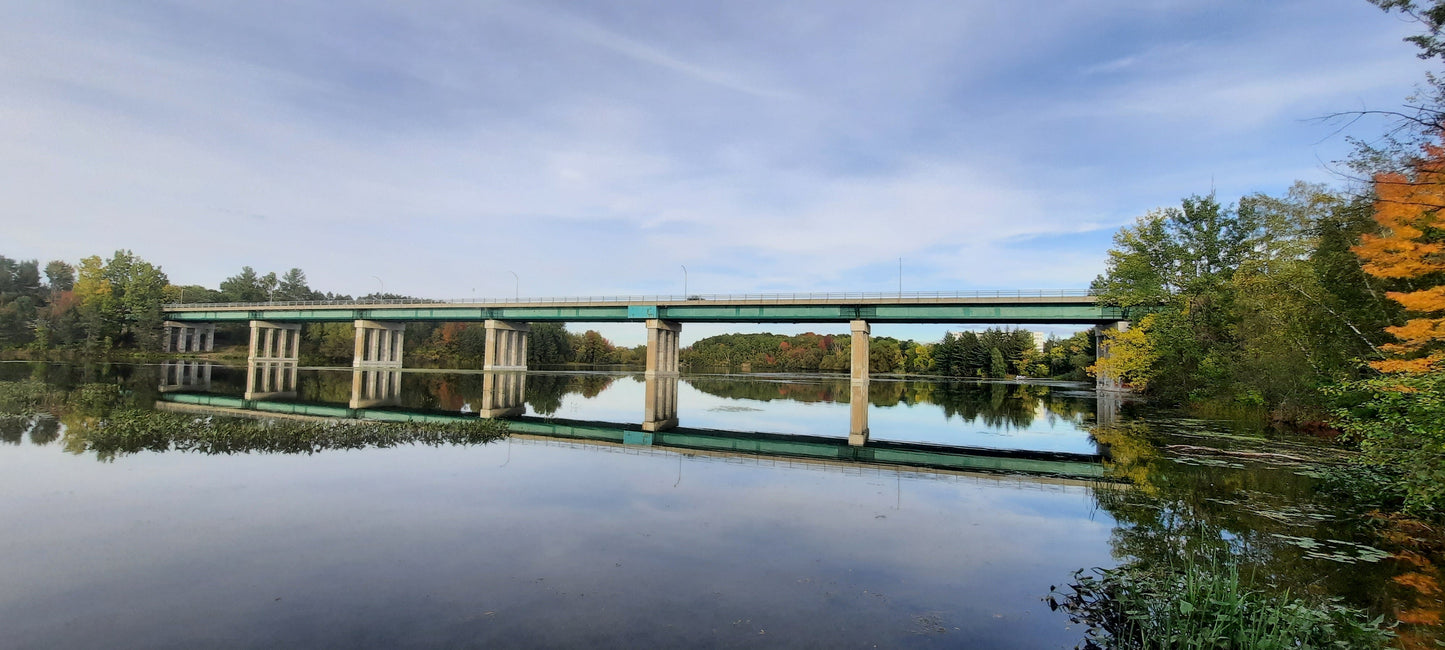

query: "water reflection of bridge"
left=153, top=391, right=1106, bottom=480
left=157, top=361, right=1114, bottom=478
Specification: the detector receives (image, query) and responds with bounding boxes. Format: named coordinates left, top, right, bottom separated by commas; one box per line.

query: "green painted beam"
left=163, top=302, right=1122, bottom=324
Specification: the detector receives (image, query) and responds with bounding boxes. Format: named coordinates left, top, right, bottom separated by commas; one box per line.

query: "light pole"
left=371, top=275, right=384, bottom=299
left=508, top=271, right=519, bottom=300
left=681, top=265, right=688, bottom=297
left=898, top=257, right=902, bottom=296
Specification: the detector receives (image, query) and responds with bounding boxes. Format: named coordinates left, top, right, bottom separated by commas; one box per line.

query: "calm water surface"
left=0, top=361, right=1434, bottom=648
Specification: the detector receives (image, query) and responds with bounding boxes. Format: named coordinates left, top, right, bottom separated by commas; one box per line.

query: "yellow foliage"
left=1357, top=140, right=1445, bottom=373
left=1088, top=314, right=1159, bottom=390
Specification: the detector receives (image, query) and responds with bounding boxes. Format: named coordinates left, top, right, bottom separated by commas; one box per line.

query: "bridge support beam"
left=1094, top=320, right=1130, bottom=393
left=483, top=320, right=529, bottom=371
left=249, top=321, right=301, bottom=362
left=849, top=381, right=869, bottom=446
left=643, top=374, right=679, bottom=432
left=850, top=320, right=870, bottom=383
left=354, top=320, right=405, bottom=368
left=164, top=322, right=215, bottom=353
left=159, top=360, right=214, bottom=393
left=645, top=319, right=681, bottom=377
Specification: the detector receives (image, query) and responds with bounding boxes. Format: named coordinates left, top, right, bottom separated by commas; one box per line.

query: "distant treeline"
left=680, top=329, right=1096, bottom=379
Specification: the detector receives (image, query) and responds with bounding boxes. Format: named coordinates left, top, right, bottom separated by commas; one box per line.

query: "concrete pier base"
left=850, top=320, right=870, bottom=383
left=1094, top=320, right=1130, bottom=393
left=248, top=321, right=302, bottom=362
left=645, top=319, right=681, bottom=377
left=483, top=320, right=530, bottom=371
left=163, top=322, right=216, bottom=353
left=353, top=320, right=405, bottom=368
left=643, top=374, right=679, bottom=432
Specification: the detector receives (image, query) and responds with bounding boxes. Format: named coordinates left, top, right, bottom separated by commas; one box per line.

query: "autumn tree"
left=1354, top=140, right=1445, bottom=373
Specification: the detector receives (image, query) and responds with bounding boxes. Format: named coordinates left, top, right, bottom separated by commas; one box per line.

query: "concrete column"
left=393, top=328, right=405, bottom=365
left=248, top=323, right=259, bottom=360
left=1095, top=320, right=1130, bottom=393
left=262, top=328, right=275, bottom=359
left=353, top=321, right=366, bottom=367
left=483, top=320, right=530, bottom=371
left=177, top=327, right=190, bottom=354
left=850, top=320, right=870, bottom=383
left=379, top=326, right=392, bottom=365
left=368, top=328, right=380, bottom=364
left=163, top=325, right=173, bottom=352
left=643, top=374, right=679, bottom=432
left=645, top=320, right=682, bottom=377
left=190, top=327, right=202, bottom=352
left=849, top=381, right=869, bottom=446
left=204, top=324, right=215, bottom=352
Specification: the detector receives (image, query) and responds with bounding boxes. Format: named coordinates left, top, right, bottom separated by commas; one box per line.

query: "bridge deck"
left=162, top=291, right=1122, bottom=324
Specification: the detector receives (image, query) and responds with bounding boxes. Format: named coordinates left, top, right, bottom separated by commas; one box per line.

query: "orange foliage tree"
left=1355, top=139, right=1445, bottom=373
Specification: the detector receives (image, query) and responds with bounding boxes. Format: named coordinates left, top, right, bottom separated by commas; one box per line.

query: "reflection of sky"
left=0, top=432, right=1116, bottom=648
left=520, top=372, right=1098, bottom=454
left=194, top=367, right=1097, bottom=454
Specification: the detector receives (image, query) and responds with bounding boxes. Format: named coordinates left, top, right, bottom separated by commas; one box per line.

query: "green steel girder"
left=163, top=302, right=1123, bottom=324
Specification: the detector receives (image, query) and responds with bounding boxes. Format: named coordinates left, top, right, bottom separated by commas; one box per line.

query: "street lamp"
left=371, top=275, right=384, bottom=299
left=508, top=271, right=519, bottom=300
left=681, top=265, right=688, bottom=297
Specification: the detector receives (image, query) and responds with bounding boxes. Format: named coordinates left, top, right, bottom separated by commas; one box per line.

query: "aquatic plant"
left=1047, top=554, right=1393, bottom=649
left=81, top=409, right=508, bottom=458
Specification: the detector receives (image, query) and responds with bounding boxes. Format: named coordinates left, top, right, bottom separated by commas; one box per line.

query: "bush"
left=1047, top=554, right=1392, bottom=649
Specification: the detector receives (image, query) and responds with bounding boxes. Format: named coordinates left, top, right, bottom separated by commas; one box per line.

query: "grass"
left=1047, top=553, right=1392, bottom=649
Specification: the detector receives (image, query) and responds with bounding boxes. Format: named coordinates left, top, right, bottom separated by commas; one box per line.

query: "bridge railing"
left=163, top=289, right=1093, bottom=310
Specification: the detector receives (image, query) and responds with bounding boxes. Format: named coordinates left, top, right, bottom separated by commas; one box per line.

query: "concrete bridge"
left=161, top=290, right=1131, bottom=397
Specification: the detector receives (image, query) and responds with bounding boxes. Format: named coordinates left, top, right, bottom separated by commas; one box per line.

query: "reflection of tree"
left=29, top=415, right=59, bottom=445
left=1086, top=419, right=1405, bottom=622
left=0, top=415, right=25, bottom=444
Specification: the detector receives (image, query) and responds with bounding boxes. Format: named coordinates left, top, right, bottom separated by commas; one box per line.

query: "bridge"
left=159, top=290, right=1131, bottom=400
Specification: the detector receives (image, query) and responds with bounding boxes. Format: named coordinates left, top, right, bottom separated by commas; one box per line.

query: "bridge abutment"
left=1094, top=320, right=1130, bottom=393
left=249, top=321, right=301, bottom=362
left=483, top=320, right=529, bottom=371
left=163, top=322, right=215, bottom=353
left=645, top=319, right=681, bottom=377
left=354, top=320, right=405, bottom=368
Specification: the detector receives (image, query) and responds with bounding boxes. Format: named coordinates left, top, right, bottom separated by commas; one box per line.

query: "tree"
left=1354, top=139, right=1445, bottom=373
left=44, top=261, right=74, bottom=293
left=275, top=268, right=316, bottom=302
left=219, top=266, right=275, bottom=302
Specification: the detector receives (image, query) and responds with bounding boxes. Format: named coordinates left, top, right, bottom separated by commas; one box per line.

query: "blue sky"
left=0, top=1, right=1432, bottom=344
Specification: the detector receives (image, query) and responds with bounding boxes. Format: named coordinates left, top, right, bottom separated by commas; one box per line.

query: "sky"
left=0, top=1, right=1433, bottom=345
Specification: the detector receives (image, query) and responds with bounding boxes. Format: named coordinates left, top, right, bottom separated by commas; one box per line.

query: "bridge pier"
left=850, top=320, right=870, bottom=383
left=163, top=322, right=215, bottom=353
left=350, top=368, right=402, bottom=408
left=1094, top=320, right=1130, bottom=393
left=354, top=320, right=405, bottom=368
left=849, top=381, right=869, bottom=446
left=483, top=320, right=529, bottom=371
left=245, top=360, right=298, bottom=400
left=645, top=319, right=681, bottom=377
left=249, top=321, right=301, bottom=362
left=478, top=371, right=526, bottom=418
left=159, top=360, right=214, bottom=393
left=643, top=374, right=679, bottom=432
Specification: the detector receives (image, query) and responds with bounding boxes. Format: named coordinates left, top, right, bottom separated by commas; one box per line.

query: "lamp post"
left=371, top=275, right=384, bottom=299
left=681, top=265, right=688, bottom=297
left=508, top=271, right=519, bottom=300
